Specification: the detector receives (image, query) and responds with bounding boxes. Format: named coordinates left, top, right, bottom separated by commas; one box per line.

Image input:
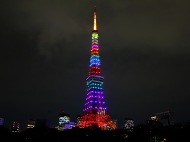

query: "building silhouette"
left=27, top=119, right=35, bottom=128
left=123, top=118, right=134, bottom=132
left=76, top=7, right=117, bottom=130
left=150, top=110, right=174, bottom=126
left=11, top=121, right=20, bottom=132
left=35, top=119, right=50, bottom=128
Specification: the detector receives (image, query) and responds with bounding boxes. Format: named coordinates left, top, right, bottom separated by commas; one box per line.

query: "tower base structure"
left=77, top=112, right=117, bottom=130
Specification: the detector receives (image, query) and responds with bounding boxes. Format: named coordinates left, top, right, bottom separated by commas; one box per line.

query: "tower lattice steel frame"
left=77, top=7, right=117, bottom=130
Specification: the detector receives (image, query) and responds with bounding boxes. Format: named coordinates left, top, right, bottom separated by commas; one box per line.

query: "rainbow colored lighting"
left=77, top=7, right=117, bottom=130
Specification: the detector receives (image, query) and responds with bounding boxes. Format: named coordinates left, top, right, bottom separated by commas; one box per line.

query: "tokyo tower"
left=77, top=7, right=117, bottom=130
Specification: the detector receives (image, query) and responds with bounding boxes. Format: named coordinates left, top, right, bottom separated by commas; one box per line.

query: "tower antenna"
left=93, top=6, right=97, bottom=31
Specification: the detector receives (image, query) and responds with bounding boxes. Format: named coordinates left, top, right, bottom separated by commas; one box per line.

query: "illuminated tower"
left=77, top=7, right=117, bottom=130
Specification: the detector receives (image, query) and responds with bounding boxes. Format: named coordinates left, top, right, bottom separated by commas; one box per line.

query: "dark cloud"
left=0, top=0, right=190, bottom=128
left=100, top=0, right=190, bottom=54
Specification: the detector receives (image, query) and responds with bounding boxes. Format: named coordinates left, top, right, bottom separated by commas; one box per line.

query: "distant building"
left=150, top=110, right=174, bottom=126
left=11, top=121, right=20, bottom=132
left=0, top=118, right=4, bottom=126
left=114, top=119, right=118, bottom=127
left=64, top=122, right=76, bottom=129
left=35, top=119, right=50, bottom=128
left=58, top=111, right=71, bottom=130
left=27, top=119, right=35, bottom=128
left=123, top=118, right=134, bottom=132
left=59, top=111, right=70, bottom=125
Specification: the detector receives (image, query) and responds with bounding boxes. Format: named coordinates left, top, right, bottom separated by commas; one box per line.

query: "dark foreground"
left=0, top=123, right=190, bottom=142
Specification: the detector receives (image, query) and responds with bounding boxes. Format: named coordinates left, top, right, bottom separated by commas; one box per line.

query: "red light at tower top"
left=77, top=7, right=117, bottom=130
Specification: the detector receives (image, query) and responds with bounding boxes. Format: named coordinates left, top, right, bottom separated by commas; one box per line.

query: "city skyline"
left=0, top=0, right=190, bottom=128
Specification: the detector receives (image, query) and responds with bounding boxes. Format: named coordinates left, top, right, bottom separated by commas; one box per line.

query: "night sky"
left=0, top=0, right=190, bottom=128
